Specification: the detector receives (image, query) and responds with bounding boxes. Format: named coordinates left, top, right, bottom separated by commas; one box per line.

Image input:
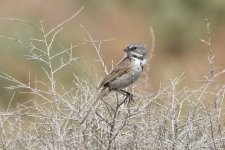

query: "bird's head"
left=124, top=44, right=148, bottom=61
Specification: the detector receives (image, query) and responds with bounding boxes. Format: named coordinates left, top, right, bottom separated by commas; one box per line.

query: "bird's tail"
left=97, top=87, right=110, bottom=99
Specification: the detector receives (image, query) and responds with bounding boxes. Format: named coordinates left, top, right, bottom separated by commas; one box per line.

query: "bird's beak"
left=124, top=47, right=129, bottom=52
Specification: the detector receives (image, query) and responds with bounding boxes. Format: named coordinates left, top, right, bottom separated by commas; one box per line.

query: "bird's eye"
left=133, top=46, right=137, bottom=50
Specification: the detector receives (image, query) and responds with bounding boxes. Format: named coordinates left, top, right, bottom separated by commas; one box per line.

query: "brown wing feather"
left=99, top=57, right=132, bottom=87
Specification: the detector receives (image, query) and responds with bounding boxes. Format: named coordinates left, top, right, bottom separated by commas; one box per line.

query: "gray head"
left=124, top=44, right=148, bottom=60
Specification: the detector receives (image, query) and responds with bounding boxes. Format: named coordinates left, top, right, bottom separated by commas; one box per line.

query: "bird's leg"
left=118, top=89, right=134, bottom=103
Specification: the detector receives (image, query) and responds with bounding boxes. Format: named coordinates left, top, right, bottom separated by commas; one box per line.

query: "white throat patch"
left=132, top=57, right=147, bottom=68
left=130, top=53, right=148, bottom=66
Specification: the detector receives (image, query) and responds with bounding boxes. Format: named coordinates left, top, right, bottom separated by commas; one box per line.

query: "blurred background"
left=1, top=0, right=225, bottom=107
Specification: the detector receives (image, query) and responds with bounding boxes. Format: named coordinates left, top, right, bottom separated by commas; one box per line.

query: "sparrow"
left=99, top=44, right=148, bottom=101
left=81, top=44, right=148, bottom=124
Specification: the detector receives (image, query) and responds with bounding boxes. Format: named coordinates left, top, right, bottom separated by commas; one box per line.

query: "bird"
left=80, top=44, right=148, bottom=124
left=98, top=43, right=148, bottom=101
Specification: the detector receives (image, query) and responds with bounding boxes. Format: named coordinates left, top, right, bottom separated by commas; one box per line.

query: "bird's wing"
left=99, top=57, right=132, bottom=87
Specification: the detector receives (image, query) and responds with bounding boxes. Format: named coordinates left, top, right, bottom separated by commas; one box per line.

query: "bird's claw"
left=123, top=93, right=134, bottom=104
